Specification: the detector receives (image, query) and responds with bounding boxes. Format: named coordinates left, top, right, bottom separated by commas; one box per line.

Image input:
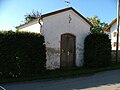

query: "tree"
left=24, top=10, right=41, bottom=23
left=87, top=16, right=108, bottom=33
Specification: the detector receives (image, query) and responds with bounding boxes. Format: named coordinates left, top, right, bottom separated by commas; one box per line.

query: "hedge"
left=0, top=31, right=46, bottom=78
left=84, top=33, right=111, bottom=67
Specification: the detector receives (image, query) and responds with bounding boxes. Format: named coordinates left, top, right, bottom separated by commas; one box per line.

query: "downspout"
left=38, top=17, right=43, bottom=34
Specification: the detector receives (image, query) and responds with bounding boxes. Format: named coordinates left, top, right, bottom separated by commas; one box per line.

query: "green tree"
left=87, top=16, right=108, bottom=33
left=24, top=10, right=41, bottom=23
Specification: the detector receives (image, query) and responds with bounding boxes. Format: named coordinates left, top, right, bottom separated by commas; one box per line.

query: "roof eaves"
left=41, top=7, right=73, bottom=18
left=105, top=16, right=120, bottom=32
left=16, top=7, right=93, bottom=28
left=41, top=7, right=93, bottom=27
left=70, top=8, right=93, bottom=27
left=16, top=19, right=38, bottom=29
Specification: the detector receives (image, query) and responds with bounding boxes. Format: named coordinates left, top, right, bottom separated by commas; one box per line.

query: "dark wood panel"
left=60, top=33, right=76, bottom=68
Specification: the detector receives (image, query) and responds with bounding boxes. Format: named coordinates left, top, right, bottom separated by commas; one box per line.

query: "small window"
left=119, top=42, right=120, bottom=47
left=113, top=32, right=117, bottom=37
left=113, top=42, right=120, bottom=47
left=113, top=42, right=117, bottom=47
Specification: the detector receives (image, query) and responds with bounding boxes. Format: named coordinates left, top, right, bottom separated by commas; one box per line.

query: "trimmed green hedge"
left=0, top=31, right=46, bottom=78
left=84, top=33, right=111, bottom=67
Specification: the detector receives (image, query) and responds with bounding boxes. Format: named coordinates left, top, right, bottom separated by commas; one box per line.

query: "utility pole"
left=116, top=0, right=120, bottom=63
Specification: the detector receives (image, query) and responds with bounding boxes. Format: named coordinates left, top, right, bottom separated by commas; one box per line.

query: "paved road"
left=1, top=69, right=120, bottom=90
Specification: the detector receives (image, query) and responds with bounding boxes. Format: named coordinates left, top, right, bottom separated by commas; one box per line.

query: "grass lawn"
left=1, top=63, right=120, bottom=84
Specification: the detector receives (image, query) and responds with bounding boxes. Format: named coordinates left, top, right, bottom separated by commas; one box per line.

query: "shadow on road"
left=2, top=69, right=120, bottom=90
left=72, top=69, right=120, bottom=90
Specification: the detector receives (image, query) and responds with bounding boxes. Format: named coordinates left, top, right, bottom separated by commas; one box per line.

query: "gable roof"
left=105, top=16, right=120, bottom=32
left=16, top=7, right=93, bottom=29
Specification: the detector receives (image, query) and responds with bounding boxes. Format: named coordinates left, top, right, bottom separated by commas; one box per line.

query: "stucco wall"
left=18, top=20, right=41, bottom=33
left=42, top=10, right=91, bottom=69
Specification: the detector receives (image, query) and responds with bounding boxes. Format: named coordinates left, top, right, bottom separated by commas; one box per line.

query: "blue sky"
left=0, top=0, right=117, bottom=30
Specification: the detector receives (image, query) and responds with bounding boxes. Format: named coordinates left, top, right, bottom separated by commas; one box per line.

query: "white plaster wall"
left=43, top=10, right=91, bottom=69
left=18, top=20, right=41, bottom=33
left=110, top=21, right=120, bottom=50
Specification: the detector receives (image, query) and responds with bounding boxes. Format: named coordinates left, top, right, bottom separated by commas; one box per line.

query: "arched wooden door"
left=60, top=33, right=76, bottom=68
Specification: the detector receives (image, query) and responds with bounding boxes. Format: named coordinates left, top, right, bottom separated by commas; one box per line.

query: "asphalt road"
left=1, top=69, right=120, bottom=90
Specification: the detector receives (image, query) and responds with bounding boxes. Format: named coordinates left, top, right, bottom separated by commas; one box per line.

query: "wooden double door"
left=60, top=33, right=76, bottom=68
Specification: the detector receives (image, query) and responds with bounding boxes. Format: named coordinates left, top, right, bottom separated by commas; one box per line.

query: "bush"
left=0, top=31, right=46, bottom=78
left=84, top=33, right=111, bottom=67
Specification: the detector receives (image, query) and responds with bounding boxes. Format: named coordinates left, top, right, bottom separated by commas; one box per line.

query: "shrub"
left=84, top=33, right=111, bottom=67
left=0, top=31, right=46, bottom=78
